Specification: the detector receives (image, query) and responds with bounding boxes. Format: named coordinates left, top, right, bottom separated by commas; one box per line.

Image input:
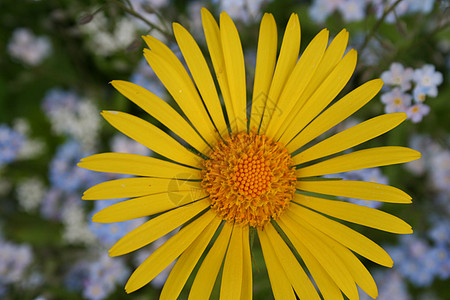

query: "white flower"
left=430, top=150, right=450, bottom=193
left=80, top=12, right=139, bottom=56
left=373, top=0, right=410, bottom=23
left=413, top=64, right=443, bottom=96
left=8, top=28, right=51, bottom=66
left=381, top=87, right=412, bottom=113
left=62, top=200, right=96, bottom=245
left=309, top=0, right=344, bottom=22
left=217, top=0, right=270, bottom=23
left=337, top=0, right=366, bottom=22
left=406, top=103, right=430, bottom=123
left=16, top=177, right=46, bottom=212
left=412, top=85, right=430, bottom=102
left=380, top=62, right=414, bottom=91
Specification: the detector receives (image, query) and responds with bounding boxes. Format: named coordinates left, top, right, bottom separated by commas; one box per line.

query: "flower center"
left=202, top=132, right=296, bottom=228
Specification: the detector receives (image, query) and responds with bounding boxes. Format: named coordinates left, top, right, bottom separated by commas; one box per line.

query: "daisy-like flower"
left=78, top=8, right=420, bottom=299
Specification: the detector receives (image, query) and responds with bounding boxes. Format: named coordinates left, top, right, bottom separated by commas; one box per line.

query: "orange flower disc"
left=202, top=132, right=296, bottom=228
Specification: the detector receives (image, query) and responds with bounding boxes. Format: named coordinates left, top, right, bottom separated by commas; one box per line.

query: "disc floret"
left=202, top=132, right=296, bottom=228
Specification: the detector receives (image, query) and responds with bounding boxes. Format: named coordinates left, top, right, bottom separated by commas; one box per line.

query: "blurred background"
left=0, top=0, right=448, bottom=299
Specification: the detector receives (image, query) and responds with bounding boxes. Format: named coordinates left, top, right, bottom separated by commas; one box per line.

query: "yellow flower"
left=79, top=8, right=420, bottom=299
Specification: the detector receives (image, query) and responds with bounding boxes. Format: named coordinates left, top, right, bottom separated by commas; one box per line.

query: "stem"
left=107, top=0, right=171, bottom=39
left=359, top=0, right=404, bottom=55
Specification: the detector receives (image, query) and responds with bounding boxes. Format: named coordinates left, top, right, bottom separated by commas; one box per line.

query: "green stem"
left=107, top=0, right=171, bottom=39
left=359, top=0, right=404, bottom=55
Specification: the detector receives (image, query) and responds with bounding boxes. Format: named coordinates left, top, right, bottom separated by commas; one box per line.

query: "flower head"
left=0, top=124, right=25, bottom=167
left=381, top=87, right=412, bottom=113
left=380, top=62, right=414, bottom=91
left=7, top=28, right=51, bottom=66
left=406, top=103, right=430, bottom=123
left=413, top=64, right=443, bottom=95
left=79, top=8, right=420, bottom=299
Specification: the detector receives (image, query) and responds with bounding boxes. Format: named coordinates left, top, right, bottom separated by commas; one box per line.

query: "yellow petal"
left=265, top=223, right=321, bottom=300
left=241, top=226, right=253, bottom=300
left=220, top=225, right=244, bottom=300
left=296, top=180, right=411, bottom=203
left=172, top=23, right=228, bottom=138
left=125, top=210, right=216, bottom=293
left=294, top=194, right=413, bottom=234
left=143, top=49, right=217, bottom=145
left=101, top=111, right=202, bottom=168
left=220, top=12, right=247, bottom=133
left=296, top=146, right=421, bottom=176
left=286, top=79, right=383, bottom=151
left=249, top=13, right=277, bottom=132
left=83, top=177, right=202, bottom=200
left=78, top=153, right=202, bottom=179
left=142, top=34, right=186, bottom=75
left=201, top=8, right=236, bottom=132
left=257, top=228, right=296, bottom=300
left=280, top=49, right=358, bottom=146
left=279, top=213, right=359, bottom=300
left=294, top=113, right=407, bottom=164
left=296, top=216, right=378, bottom=298
left=111, top=80, right=211, bottom=155
left=109, top=199, right=209, bottom=256
left=189, top=221, right=233, bottom=300
left=278, top=219, right=343, bottom=300
left=259, top=13, right=301, bottom=133
left=92, top=191, right=207, bottom=223
left=273, top=29, right=349, bottom=139
left=289, top=203, right=393, bottom=267
left=265, top=29, right=329, bottom=137
left=160, top=216, right=222, bottom=300
left=325, top=237, right=378, bottom=299
left=299, top=29, right=349, bottom=107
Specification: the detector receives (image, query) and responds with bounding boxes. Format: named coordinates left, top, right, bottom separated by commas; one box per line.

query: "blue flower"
left=413, top=64, right=443, bottom=96
left=0, top=124, right=25, bottom=167
left=380, top=87, right=412, bottom=114
left=406, top=103, right=430, bottom=123
left=0, top=240, right=33, bottom=285
left=89, top=199, right=145, bottom=246
left=380, top=62, right=414, bottom=91
left=49, top=140, right=95, bottom=192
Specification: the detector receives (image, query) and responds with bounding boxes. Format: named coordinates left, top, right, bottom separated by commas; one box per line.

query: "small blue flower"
left=309, top=0, right=339, bottom=23
left=0, top=240, right=33, bottom=285
left=41, top=88, right=79, bottom=114
left=0, top=124, right=25, bottom=167
left=82, top=279, right=112, bottom=300
left=49, top=140, right=95, bottom=192
left=380, top=88, right=412, bottom=114
left=7, top=28, right=51, bottom=66
left=406, top=103, right=430, bottom=123
left=430, top=246, right=450, bottom=280
left=413, top=64, right=443, bottom=96
left=380, top=62, right=414, bottom=91
left=428, top=219, right=450, bottom=246
left=337, top=0, right=366, bottom=22
left=412, top=85, right=431, bottom=102
left=89, top=199, right=145, bottom=246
